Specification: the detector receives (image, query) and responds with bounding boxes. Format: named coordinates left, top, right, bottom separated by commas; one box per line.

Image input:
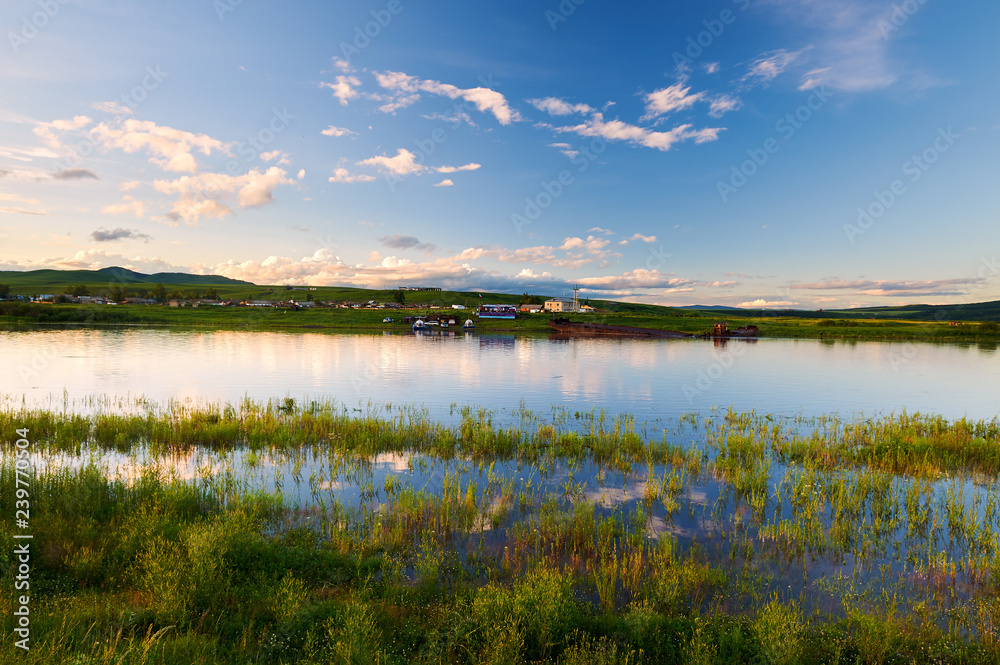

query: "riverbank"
left=2, top=400, right=1000, bottom=663
left=1, top=302, right=999, bottom=343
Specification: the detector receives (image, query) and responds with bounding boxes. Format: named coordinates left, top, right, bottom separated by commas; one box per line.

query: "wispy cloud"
left=321, top=125, right=357, bottom=137
left=90, top=227, right=151, bottom=242
left=374, top=71, right=520, bottom=125
left=379, top=235, right=436, bottom=253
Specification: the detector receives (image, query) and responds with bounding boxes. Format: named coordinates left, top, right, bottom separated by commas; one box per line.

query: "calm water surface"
left=2, top=328, right=998, bottom=421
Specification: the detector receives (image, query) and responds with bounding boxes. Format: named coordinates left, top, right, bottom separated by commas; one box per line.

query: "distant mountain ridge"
left=0, top=267, right=253, bottom=287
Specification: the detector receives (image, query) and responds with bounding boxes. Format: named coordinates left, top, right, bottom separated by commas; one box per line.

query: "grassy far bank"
left=3, top=400, right=1000, bottom=663
left=2, top=300, right=1000, bottom=343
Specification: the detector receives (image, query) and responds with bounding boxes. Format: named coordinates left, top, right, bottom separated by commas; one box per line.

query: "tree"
left=205, top=287, right=218, bottom=300
left=152, top=283, right=167, bottom=303
left=66, top=284, right=89, bottom=297
left=0, top=283, right=10, bottom=299
left=518, top=292, right=543, bottom=305
left=392, top=289, right=406, bottom=306
left=109, top=285, right=126, bottom=302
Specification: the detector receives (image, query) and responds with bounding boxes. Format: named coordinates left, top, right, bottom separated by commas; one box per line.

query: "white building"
left=543, top=297, right=580, bottom=313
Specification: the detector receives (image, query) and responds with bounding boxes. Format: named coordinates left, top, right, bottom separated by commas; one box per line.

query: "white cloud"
left=763, top=1, right=912, bottom=92
left=628, top=233, right=657, bottom=243
left=374, top=71, right=520, bottom=125
left=738, top=299, right=798, bottom=308
left=320, top=75, right=362, bottom=105
left=708, top=95, right=742, bottom=118
left=433, top=179, right=454, bottom=187
left=743, top=49, right=803, bottom=86
left=0, top=192, right=46, bottom=215
left=357, top=148, right=426, bottom=176
left=328, top=168, right=376, bottom=184
left=91, top=101, right=134, bottom=115
left=588, top=226, right=614, bottom=235
left=32, top=115, right=91, bottom=150
left=550, top=113, right=722, bottom=152
left=93, top=118, right=228, bottom=173
left=152, top=167, right=295, bottom=223
left=642, top=83, right=704, bottom=120
left=548, top=142, right=579, bottom=159
left=101, top=197, right=146, bottom=217
left=321, top=125, right=357, bottom=137
left=577, top=269, right=694, bottom=290
left=528, top=97, right=594, bottom=116
left=435, top=163, right=480, bottom=174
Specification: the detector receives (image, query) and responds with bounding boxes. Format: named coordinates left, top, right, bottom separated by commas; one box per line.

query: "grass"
left=4, top=300, right=1000, bottom=344
left=3, top=400, right=1000, bottom=663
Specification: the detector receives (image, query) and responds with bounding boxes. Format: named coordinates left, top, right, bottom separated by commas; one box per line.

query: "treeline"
left=63, top=284, right=220, bottom=301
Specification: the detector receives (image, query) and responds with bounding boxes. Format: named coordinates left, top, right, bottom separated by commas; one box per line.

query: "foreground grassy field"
left=2, top=301, right=1000, bottom=344
left=3, top=399, right=1000, bottom=663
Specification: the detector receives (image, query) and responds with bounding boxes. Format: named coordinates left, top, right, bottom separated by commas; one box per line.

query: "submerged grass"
left=2, top=400, right=1000, bottom=663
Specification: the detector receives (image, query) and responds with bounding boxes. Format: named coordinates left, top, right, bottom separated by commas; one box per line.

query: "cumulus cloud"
left=577, top=269, right=694, bottom=290
left=528, top=97, right=594, bottom=116
left=357, top=148, right=426, bottom=176
left=153, top=167, right=296, bottom=223
left=90, top=227, right=151, bottom=242
left=642, top=83, right=704, bottom=120
left=93, top=118, right=229, bottom=173
left=738, top=299, right=798, bottom=308
left=321, top=125, right=357, bottom=137
left=33, top=115, right=91, bottom=150
left=374, top=71, right=520, bottom=125
left=320, top=75, right=362, bottom=105
left=260, top=150, right=291, bottom=165
left=433, top=179, right=454, bottom=187
left=328, top=168, right=375, bottom=183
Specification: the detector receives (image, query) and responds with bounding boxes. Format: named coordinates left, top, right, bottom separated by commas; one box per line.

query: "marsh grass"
left=3, top=400, right=1000, bottom=663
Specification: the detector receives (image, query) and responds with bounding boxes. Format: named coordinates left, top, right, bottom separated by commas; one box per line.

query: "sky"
left=1, top=0, right=998, bottom=308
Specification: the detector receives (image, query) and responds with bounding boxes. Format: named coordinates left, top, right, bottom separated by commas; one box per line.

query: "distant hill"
left=676, top=305, right=747, bottom=311
left=0, top=267, right=253, bottom=291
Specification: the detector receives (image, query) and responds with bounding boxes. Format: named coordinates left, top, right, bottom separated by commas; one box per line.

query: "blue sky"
left=1, top=0, right=998, bottom=308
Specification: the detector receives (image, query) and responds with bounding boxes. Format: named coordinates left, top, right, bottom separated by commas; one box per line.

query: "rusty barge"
left=547, top=319, right=758, bottom=340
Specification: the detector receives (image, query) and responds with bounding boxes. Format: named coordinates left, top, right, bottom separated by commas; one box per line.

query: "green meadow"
left=2, top=300, right=1000, bottom=344
left=3, top=399, right=1000, bottom=663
